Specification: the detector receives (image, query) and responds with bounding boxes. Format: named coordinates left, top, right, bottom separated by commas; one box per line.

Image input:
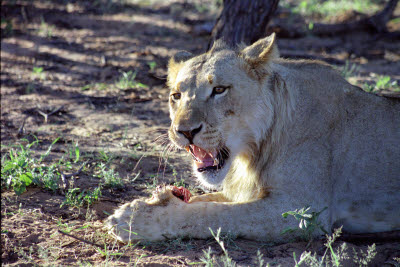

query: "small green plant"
left=1, top=139, right=38, bottom=195
left=1, top=137, right=89, bottom=196
left=172, top=166, right=186, bottom=188
left=339, top=60, right=359, bottom=79
left=61, top=188, right=83, bottom=208
left=147, top=61, right=157, bottom=72
left=290, top=0, right=380, bottom=20
left=199, top=228, right=237, bottom=267
left=352, top=243, right=377, bottom=266
left=32, top=164, right=60, bottom=192
left=363, top=83, right=375, bottom=92
left=133, top=253, right=148, bottom=266
left=376, top=75, right=399, bottom=91
left=115, top=70, right=147, bottom=90
left=363, top=75, right=399, bottom=92
left=17, top=246, right=35, bottom=264
left=71, top=143, right=80, bottom=163
left=173, top=177, right=186, bottom=188
left=294, top=227, right=377, bottom=267
left=38, top=16, right=55, bottom=38
left=32, top=66, right=45, bottom=80
left=375, top=75, right=392, bottom=89
left=282, top=206, right=328, bottom=241
left=145, top=174, right=159, bottom=191
left=256, top=250, right=265, bottom=267
left=194, top=0, right=221, bottom=14
left=61, top=186, right=102, bottom=208
left=308, top=21, right=314, bottom=30
left=37, top=244, right=61, bottom=263
left=96, top=244, right=123, bottom=259
left=293, top=250, right=312, bottom=267
left=199, top=247, right=214, bottom=267
left=57, top=142, right=81, bottom=171
left=56, top=219, right=75, bottom=234
left=98, top=163, right=124, bottom=189
left=97, top=150, right=115, bottom=164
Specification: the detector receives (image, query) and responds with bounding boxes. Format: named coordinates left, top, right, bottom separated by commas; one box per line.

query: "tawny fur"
left=106, top=33, right=400, bottom=242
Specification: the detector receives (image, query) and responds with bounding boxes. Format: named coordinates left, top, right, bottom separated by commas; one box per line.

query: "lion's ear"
left=240, top=33, right=279, bottom=67
left=171, top=50, right=193, bottom=64
left=167, top=51, right=193, bottom=88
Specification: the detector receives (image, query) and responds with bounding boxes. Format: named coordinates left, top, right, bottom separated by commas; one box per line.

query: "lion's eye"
left=212, top=86, right=229, bottom=96
left=171, top=93, right=181, bottom=100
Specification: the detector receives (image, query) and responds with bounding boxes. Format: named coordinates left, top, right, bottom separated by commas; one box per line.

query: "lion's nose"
left=176, top=124, right=203, bottom=143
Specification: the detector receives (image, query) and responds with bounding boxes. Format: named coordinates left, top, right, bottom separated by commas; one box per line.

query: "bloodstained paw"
left=171, top=186, right=191, bottom=203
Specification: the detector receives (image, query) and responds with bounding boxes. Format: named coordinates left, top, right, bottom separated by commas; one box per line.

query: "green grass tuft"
left=364, top=75, right=399, bottom=92
left=287, top=0, right=380, bottom=19
left=115, top=70, right=148, bottom=90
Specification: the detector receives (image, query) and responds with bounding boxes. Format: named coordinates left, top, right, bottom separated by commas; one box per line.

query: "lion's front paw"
left=105, top=199, right=164, bottom=242
left=146, top=185, right=175, bottom=205
left=105, top=186, right=191, bottom=242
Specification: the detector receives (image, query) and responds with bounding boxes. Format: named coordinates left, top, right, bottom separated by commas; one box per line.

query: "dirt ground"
left=1, top=0, right=400, bottom=266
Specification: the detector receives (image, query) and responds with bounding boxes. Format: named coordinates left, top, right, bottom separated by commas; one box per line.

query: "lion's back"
left=273, top=58, right=400, bottom=233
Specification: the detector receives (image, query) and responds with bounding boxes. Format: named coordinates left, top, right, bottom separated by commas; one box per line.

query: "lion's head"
left=167, top=34, right=281, bottom=193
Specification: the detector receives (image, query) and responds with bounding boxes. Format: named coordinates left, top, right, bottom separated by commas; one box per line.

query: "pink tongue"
left=190, top=145, right=215, bottom=168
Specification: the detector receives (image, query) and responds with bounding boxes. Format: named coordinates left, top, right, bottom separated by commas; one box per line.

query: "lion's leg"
left=189, top=192, right=230, bottom=203
left=106, top=189, right=327, bottom=242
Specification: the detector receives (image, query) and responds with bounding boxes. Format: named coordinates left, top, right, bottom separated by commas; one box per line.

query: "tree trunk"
left=209, top=0, right=280, bottom=49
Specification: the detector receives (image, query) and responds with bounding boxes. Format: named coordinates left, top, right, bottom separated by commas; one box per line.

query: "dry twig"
left=36, top=106, right=64, bottom=123
left=17, top=116, right=28, bottom=136
left=58, top=230, right=103, bottom=248
left=60, top=164, right=85, bottom=190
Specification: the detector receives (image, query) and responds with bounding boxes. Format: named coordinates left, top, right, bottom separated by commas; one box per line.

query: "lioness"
left=107, top=33, right=400, bottom=242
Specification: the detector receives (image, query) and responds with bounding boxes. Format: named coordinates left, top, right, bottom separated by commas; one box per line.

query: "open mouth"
left=185, top=145, right=229, bottom=173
